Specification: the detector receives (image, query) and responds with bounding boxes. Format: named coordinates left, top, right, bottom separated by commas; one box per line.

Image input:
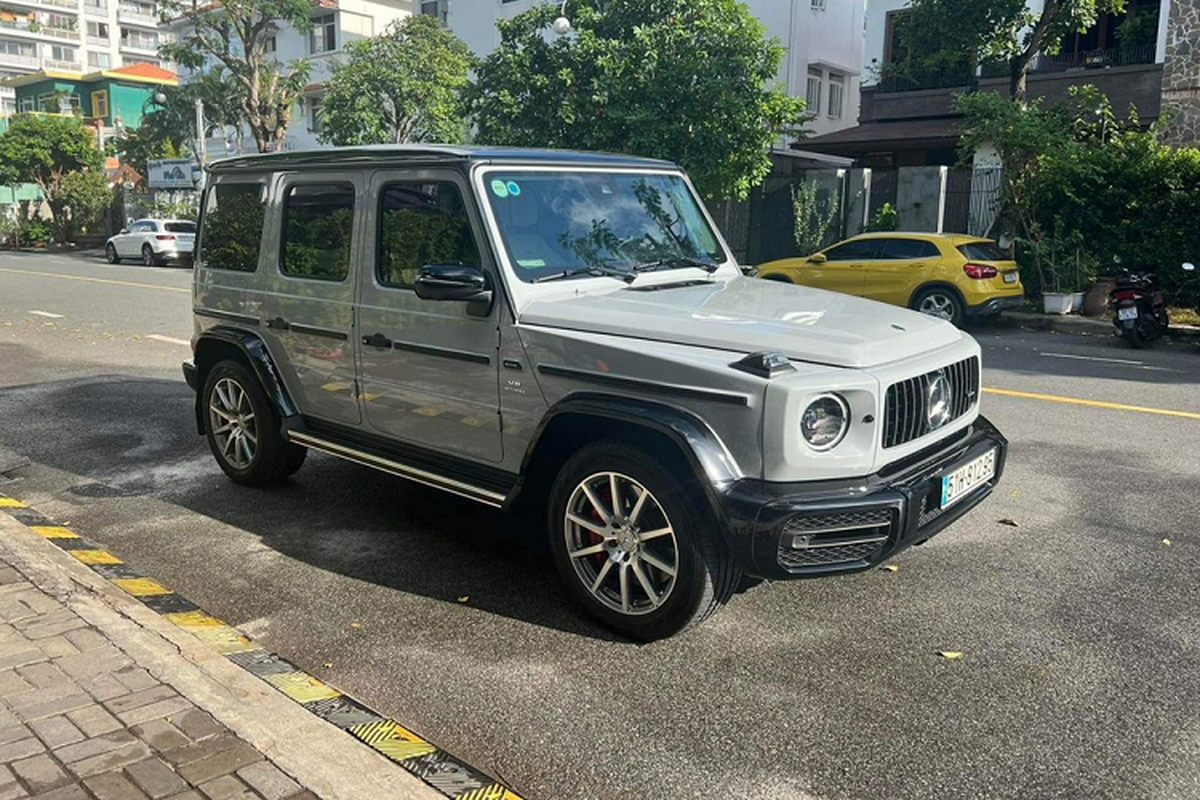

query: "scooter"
left=1110, top=267, right=1169, bottom=348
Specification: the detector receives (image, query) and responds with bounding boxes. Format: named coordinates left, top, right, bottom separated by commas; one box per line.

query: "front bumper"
left=968, top=294, right=1024, bottom=316
left=717, top=417, right=1008, bottom=580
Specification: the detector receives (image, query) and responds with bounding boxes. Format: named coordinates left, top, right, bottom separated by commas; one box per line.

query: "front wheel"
left=913, top=287, right=965, bottom=327
left=548, top=441, right=739, bottom=641
left=105, top=243, right=120, bottom=264
left=202, top=360, right=306, bottom=485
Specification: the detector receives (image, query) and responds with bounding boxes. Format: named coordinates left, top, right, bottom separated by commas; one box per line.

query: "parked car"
left=756, top=233, right=1024, bottom=326
left=182, top=145, right=1007, bottom=640
left=105, top=219, right=196, bottom=266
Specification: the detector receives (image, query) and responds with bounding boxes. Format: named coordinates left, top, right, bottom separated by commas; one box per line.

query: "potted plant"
left=1029, top=224, right=1095, bottom=314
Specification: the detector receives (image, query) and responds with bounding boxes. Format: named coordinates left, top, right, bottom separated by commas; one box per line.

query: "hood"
left=518, top=276, right=963, bottom=369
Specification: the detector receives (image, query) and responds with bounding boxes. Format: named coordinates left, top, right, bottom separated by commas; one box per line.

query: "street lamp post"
left=552, top=0, right=571, bottom=34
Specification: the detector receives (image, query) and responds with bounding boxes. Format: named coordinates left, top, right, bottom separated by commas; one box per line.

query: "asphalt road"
left=2, top=251, right=1199, bottom=800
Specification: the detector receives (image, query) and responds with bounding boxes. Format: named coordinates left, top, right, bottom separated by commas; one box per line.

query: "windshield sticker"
left=517, top=259, right=546, bottom=268
left=506, top=181, right=522, bottom=197
left=490, top=179, right=509, bottom=198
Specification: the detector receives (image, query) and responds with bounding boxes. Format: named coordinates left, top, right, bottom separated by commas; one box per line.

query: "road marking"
left=984, top=388, right=1200, bottom=421
left=0, top=266, right=190, bottom=293
left=28, top=310, right=63, bottom=319
left=1038, top=352, right=1177, bottom=372
left=146, top=334, right=190, bottom=346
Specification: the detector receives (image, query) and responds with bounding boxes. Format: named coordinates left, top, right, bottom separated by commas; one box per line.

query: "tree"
left=901, top=0, right=1126, bottom=101
left=319, top=15, right=474, bottom=146
left=59, top=169, right=113, bottom=239
left=467, top=0, right=805, bottom=199
left=119, top=73, right=245, bottom=175
left=160, top=0, right=312, bottom=152
left=0, top=114, right=103, bottom=242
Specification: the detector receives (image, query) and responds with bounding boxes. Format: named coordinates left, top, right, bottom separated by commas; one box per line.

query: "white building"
left=429, top=0, right=866, bottom=139
left=0, top=0, right=170, bottom=115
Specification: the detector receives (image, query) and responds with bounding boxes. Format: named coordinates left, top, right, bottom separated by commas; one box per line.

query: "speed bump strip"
left=0, top=492, right=525, bottom=800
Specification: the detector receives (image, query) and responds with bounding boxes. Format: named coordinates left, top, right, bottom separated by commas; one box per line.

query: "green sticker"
left=517, top=259, right=546, bottom=268
left=506, top=181, right=521, bottom=197
left=490, top=179, right=509, bottom=198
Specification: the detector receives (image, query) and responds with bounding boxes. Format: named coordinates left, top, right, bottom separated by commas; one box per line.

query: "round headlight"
left=801, top=394, right=850, bottom=451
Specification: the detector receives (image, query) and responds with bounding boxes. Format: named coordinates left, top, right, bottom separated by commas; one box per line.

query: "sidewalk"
left=0, top=510, right=445, bottom=800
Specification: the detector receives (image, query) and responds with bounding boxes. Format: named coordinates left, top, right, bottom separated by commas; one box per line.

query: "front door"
left=259, top=175, right=362, bottom=427
left=356, top=169, right=503, bottom=463
left=801, top=238, right=879, bottom=297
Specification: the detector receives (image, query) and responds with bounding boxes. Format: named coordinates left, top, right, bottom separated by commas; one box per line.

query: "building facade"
left=430, top=0, right=866, bottom=140
left=1161, top=0, right=1200, bottom=144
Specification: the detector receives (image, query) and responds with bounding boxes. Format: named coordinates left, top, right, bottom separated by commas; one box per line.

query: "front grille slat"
left=883, top=357, right=979, bottom=449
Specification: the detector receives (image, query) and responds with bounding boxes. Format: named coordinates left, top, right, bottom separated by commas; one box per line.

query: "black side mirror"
left=414, top=264, right=493, bottom=314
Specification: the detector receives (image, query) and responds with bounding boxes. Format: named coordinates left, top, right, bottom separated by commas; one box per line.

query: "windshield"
left=482, top=170, right=725, bottom=283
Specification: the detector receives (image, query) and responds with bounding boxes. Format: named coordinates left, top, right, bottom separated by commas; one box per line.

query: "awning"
left=797, top=118, right=966, bottom=157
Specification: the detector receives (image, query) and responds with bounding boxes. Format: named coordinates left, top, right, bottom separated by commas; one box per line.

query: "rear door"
left=259, top=175, right=362, bottom=427
left=795, top=238, right=879, bottom=297
left=355, top=168, right=503, bottom=463
left=862, top=237, right=941, bottom=306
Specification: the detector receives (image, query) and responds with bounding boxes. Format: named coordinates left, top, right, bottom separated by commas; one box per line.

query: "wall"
left=107, top=82, right=151, bottom=127
left=1161, top=0, right=1200, bottom=144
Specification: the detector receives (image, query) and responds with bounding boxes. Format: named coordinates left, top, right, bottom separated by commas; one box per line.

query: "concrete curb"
left=0, top=511, right=444, bottom=800
left=990, top=311, right=1200, bottom=345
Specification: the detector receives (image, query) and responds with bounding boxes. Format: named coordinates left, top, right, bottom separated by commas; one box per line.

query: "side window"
left=881, top=239, right=939, bottom=260
left=280, top=183, right=355, bottom=282
left=199, top=183, right=266, bottom=273
left=824, top=240, right=879, bottom=261
left=377, top=181, right=481, bottom=289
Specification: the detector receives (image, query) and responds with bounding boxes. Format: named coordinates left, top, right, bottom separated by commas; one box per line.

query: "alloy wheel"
left=919, top=293, right=956, bottom=322
left=207, top=377, right=258, bottom=469
left=142, top=246, right=154, bottom=266
left=564, top=471, right=680, bottom=616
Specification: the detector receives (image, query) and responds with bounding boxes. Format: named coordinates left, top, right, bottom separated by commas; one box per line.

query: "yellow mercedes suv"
left=756, top=233, right=1025, bottom=326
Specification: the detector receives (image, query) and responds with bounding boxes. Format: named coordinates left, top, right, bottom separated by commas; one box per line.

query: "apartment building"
left=428, top=0, right=866, bottom=139
left=0, top=0, right=170, bottom=115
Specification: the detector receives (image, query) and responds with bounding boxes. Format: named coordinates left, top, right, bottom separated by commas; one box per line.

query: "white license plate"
left=1003, top=272, right=1018, bottom=283
left=1117, top=307, right=1138, bottom=321
left=940, top=449, right=997, bottom=509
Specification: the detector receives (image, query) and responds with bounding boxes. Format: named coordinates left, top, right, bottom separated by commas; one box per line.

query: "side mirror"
left=809, top=253, right=827, bottom=264
left=414, top=264, right=493, bottom=315
left=118, top=228, right=128, bottom=235
left=1184, top=262, right=1196, bottom=272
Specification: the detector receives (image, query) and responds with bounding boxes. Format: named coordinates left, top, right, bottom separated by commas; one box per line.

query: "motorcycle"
left=1110, top=267, right=1170, bottom=348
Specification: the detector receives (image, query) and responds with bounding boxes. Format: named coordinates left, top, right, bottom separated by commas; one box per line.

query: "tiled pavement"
left=0, top=565, right=313, bottom=800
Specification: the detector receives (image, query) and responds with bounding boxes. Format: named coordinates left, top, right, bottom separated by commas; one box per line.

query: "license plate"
left=1117, top=307, right=1138, bottom=321
left=940, top=449, right=997, bottom=509
left=1003, top=272, right=1018, bottom=283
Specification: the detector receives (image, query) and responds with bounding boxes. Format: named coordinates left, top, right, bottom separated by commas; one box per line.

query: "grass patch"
left=1169, top=306, right=1200, bottom=326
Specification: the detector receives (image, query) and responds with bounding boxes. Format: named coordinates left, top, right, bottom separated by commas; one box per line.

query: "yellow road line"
left=984, top=388, right=1200, bottom=421
left=70, top=549, right=123, bottom=565
left=30, top=525, right=80, bottom=539
left=111, top=577, right=173, bottom=596
left=0, top=498, right=27, bottom=508
left=0, top=266, right=190, bottom=294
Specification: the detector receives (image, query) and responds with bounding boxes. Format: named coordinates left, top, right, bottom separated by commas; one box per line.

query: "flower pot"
left=1070, top=291, right=1085, bottom=311
left=1083, top=278, right=1115, bottom=317
left=1043, top=292, right=1078, bottom=315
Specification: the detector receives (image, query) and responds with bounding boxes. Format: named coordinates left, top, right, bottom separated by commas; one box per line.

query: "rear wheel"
left=141, top=244, right=157, bottom=266
left=202, top=360, right=306, bottom=485
left=105, top=243, right=120, bottom=264
left=548, top=441, right=738, bottom=641
left=914, top=287, right=965, bottom=327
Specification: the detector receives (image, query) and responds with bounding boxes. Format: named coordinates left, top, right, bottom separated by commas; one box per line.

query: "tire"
left=105, top=243, right=120, bottom=264
left=142, top=244, right=157, bottom=266
left=913, top=287, right=965, bottom=327
left=1122, top=327, right=1145, bottom=349
left=547, top=440, right=739, bottom=641
left=201, top=360, right=307, bottom=485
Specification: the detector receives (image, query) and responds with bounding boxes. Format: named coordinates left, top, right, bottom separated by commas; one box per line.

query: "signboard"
left=147, top=159, right=196, bottom=189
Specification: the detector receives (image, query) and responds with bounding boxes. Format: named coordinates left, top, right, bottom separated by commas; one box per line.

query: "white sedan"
left=105, top=219, right=196, bottom=266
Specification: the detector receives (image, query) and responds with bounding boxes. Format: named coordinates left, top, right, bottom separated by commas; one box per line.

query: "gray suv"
left=183, top=145, right=1007, bottom=640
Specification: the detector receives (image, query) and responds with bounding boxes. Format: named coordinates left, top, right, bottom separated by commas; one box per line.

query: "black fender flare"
left=190, top=326, right=297, bottom=433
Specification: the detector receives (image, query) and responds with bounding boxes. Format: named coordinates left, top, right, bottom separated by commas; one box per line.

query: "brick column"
left=1161, top=0, right=1200, bottom=145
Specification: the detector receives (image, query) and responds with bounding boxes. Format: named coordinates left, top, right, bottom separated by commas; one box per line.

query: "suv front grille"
left=777, top=508, right=894, bottom=571
left=883, top=357, right=979, bottom=449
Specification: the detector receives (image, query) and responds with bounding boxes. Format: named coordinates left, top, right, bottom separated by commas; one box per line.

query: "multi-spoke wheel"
left=549, top=441, right=739, bottom=640
left=105, top=243, right=120, bottom=264
left=201, top=360, right=306, bottom=485
left=914, top=287, right=964, bottom=327
left=142, top=244, right=158, bottom=266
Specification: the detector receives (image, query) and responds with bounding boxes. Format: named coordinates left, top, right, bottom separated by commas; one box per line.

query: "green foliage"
left=863, top=202, right=899, bottom=233
left=159, top=0, right=312, bottom=152
left=123, top=75, right=244, bottom=172
left=0, top=114, right=104, bottom=242
left=17, top=217, right=52, bottom=246
left=379, top=208, right=479, bottom=287
left=467, top=0, right=806, bottom=200
left=59, top=169, right=113, bottom=240
left=200, top=188, right=264, bottom=272
left=150, top=196, right=198, bottom=221
left=790, top=180, right=840, bottom=255
left=320, top=16, right=474, bottom=146
left=282, top=208, right=354, bottom=279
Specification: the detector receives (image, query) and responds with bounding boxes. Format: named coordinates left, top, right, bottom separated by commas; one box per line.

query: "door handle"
left=266, top=316, right=290, bottom=331
left=362, top=332, right=392, bottom=349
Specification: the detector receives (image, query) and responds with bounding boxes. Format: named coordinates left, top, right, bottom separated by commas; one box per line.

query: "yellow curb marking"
left=0, top=498, right=26, bottom=508
left=459, top=417, right=488, bottom=427
left=188, top=626, right=261, bottom=655
left=70, top=550, right=123, bottom=565
left=984, top=388, right=1200, bottom=421
left=111, top=577, right=172, bottom=596
left=163, top=610, right=227, bottom=628
left=458, top=788, right=525, bottom=800
left=30, top=526, right=80, bottom=539
left=321, top=382, right=351, bottom=392
left=413, top=407, right=444, bottom=417
left=263, top=671, right=342, bottom=703
left=349, top=720, right=437, bottom=762
left=0, top=266, right=191, bottom=294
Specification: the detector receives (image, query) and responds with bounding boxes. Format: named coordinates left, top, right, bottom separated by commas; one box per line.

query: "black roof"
left=206, top=144, right=676, bottom=173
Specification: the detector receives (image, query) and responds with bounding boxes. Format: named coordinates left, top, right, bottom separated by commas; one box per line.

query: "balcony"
left=0, top=49, right=38, bottom=67
left=0, top=18, right=79, bottom=42
left=43, top=56, right=80, bottom=69
left=116, top=4, right=156, bottom=26
left=3, top=0, right=79, bottom=11
left=119, top=35, right=155, bottom=51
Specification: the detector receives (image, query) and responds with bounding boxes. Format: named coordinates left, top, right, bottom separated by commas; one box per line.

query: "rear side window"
left=881, top=238, right=940, bottom=259
left=165, top=222, right=196, bottom=233
left=377, top=182, right=481, bottom=289
left=958, top=241, right=1010, bottom=261
left=199, top=183, right=265, bottom=272
left=824, top=239, right=880, bottom=261
left=280, top=183, right=356, bottom=282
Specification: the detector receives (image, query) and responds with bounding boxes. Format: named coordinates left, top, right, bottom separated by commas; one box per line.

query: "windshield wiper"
left=532, top=265, right=635, bottom=284
left=630, top=256, right=720, bottom=275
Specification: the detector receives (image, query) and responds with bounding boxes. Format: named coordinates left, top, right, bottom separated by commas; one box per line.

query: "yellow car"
left=756, top=233, right=1025, bottom=326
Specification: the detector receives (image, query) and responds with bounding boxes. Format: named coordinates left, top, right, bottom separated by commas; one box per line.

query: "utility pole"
left=194, top=98, right=206, bottom=164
